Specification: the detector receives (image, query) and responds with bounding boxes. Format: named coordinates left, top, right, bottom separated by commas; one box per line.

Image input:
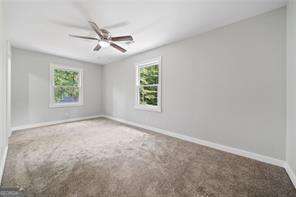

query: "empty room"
left=0, top=0, right=296, bottom=196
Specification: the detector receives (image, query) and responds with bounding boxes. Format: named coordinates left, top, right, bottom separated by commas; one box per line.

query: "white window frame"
left=135, top=57, right=161, bottom=112
left=49, top=64, right=83, bottom=108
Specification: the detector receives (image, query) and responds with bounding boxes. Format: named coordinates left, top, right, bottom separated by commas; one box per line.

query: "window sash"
left=49, top=64, right=83, bottom=108
left=52, top=69, right=81, bottom=87
left=54, top=86, right=80, bottom=103
left=136, top=84, right=160, bottom=106
left=137, top=65, right=160, bottom=107
left=135, top=57, right=161, bottom=112
left=138, top=84, right=158, bottom=87
left=136, top=65, right=159, bottom=84
left=53, top=85, right=80, bottom=88
left=138, top=65, right=159, bottom=86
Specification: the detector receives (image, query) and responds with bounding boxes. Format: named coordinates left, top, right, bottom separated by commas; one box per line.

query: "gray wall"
left=102, top=8, right=287, bottom=160
left=11, top=48, right=103, bottom=127
left=287, top=0, right=296, bottom=178
left=0, top=0, right=8, bottom=181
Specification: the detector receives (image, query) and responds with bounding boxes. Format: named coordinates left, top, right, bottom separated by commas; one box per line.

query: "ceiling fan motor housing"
left=100, top=29, right=111, bottom=39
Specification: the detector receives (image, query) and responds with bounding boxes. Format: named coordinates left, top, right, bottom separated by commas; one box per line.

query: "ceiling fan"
left=69, top=21, right=133, bottom=53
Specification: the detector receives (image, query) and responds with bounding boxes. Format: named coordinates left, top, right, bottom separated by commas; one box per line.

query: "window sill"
left=49, top=103, right=84, bottom=108
left=134, top=105, right=161, bottom=112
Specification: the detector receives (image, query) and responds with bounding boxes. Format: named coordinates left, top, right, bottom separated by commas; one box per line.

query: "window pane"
left=54, top=69, right=79, bottom=86
left=140, top=65, right=159, bottom=85
left=139, top=86, right=158, bottom=106
left=54, top=86, right=80, bottom=103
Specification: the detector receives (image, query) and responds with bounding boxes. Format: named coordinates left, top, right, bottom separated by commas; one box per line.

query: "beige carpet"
left=2, top=118, right=296, bottom=197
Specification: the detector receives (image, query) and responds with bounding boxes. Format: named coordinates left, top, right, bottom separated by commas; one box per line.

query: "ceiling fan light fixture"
left=99, top=40, right=110, bottom=48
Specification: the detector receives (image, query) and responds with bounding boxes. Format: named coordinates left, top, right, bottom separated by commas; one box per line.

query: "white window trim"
left=135, top=57, right=162, bottom=112
left=49, top=64, right=84, bottom=108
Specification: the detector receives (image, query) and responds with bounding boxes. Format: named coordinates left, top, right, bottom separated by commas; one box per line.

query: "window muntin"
left=50, top=65, right=83, bottom=107
left=136, top=57, right=161, bottom=112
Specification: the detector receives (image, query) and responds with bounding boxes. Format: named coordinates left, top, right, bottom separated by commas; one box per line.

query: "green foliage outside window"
left=139, top=65, right=159, bottom=106
left=140, top=65, right=159, bottom=85
left=54, top=69, right=80, bottom=103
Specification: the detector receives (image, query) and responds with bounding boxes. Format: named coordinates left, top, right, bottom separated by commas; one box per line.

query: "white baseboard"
left=11, top=115, right=103, bottom=131
left=0, top=146, right=8, bottom=184
left=103, top=115, right=296, bottom=186
left=103, top=115, right=285, bottom=168
left=284, top=162, right=296, bottom=188
left=9, top=114, right=295, bottom=188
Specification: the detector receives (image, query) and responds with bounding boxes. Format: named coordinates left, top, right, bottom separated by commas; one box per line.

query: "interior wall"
left=286, top=0, right=296, bottom=180
left=6, top=42, right=11, bottom=137
left=11, top=48, right=103, bottom=127
left=102, top=8, right=287, bottom=160
left=0, top=0, right=8, bottom=181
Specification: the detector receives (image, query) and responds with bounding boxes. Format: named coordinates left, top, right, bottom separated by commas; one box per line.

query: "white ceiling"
left=3, top=0, right=287, bottom=65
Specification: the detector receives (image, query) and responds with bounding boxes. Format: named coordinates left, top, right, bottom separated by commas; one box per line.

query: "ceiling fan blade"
left=110, top=43, right=127, bottom=53
left=103, top=21, right=129, bottom=30
left=111, top=35, right=133, bottom=42
left=88, top=21, right=103, bottom=38
left=69, top=34, right=98, bottom=40
left=93, top=44, right=101, bottom=51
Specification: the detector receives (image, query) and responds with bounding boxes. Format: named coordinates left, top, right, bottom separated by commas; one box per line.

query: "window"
left=49, top=64, right=83, bottom=107
left=135, top=57, right=161, bottom=112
